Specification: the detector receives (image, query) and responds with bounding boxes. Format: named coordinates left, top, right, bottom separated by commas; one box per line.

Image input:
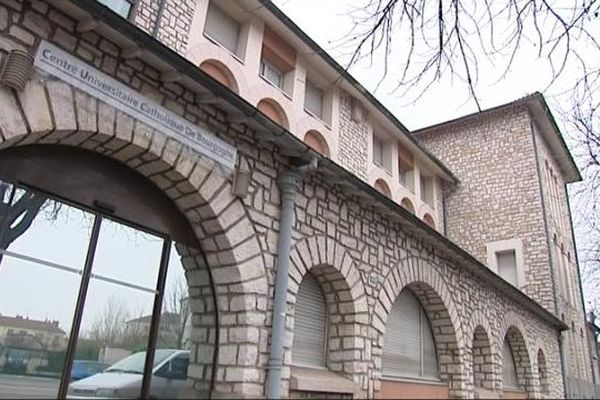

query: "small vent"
left=0, top=50, right=34, bottom=92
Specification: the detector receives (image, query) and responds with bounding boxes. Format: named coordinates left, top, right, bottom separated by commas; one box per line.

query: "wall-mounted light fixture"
left=231, top=166, right=251, bottom=198
left=0, top=50, right=34, bottom=92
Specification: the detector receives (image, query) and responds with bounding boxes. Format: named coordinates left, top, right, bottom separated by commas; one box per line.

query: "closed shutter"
left=304, top=81, right=323, bottom=118
left=383, top=290, right=439, bottom=378
left=497, top=250, right=518, bottom=287
left=204, top=3, right=239, bottom=54
left=421, top=310, right=439, bottom=378
left=292, top=273, right=327, bottom=367
left=503, top=340, right=519, bottom=389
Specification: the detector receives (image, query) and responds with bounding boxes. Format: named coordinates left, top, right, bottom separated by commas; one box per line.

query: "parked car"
left=70, top=360, right=107, bottom=381
left=67, top=349, right=189, bottom=399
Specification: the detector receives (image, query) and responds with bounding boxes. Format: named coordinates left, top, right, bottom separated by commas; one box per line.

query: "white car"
left=67, top=349, right=190, bottom=399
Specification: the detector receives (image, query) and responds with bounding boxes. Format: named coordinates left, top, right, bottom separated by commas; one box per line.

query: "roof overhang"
left=50, top=0, right=567, bottom=331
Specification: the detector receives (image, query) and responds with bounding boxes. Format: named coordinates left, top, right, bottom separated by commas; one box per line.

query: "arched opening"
left=400, top=197, right=415, bottom=215
left=537, top=349, right=549, bottom=395
left=288, top=263, right=362, bottom=398
left=382, top=289, right=439, bottom=380
left=423, top=213, right=435, bottom=229
left=199, top=59, right=238, bottom=93
left=380, top=281, right=461, bottom=399
left=257, top=98, right=289, bottom=129
left=303, top=130, right=330, bottom=157
left=472, top=326, right=495, bottom=392
left=0, top=145, right=217, bottom=398
left=502, top=326, right=533, bottom=398
left=374, top=179, right=391, bottom=197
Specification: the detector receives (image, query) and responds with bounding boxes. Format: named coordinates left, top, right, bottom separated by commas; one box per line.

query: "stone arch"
left=288, top=235, right=369, bottom=393
left=422, top=213, right=435, bottom=229
left=257, top=98, right=289, bottom=129
left=374, top=178, right=391, bottom=197
left=466, top=310, right=502, bottom=394
left=303, top=130, right=330, bottom=157
left=400, top=197, right=415, bottom=214
left=199, top=59, right=239, bottom=93
left=499, top=312, right=536, bottom=396
left=0, top=80, right=268, bottom=391
left=374, top=256, right=466, bottom=397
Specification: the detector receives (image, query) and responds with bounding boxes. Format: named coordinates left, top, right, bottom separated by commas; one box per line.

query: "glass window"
left=497, top=250, right=518, bottom=287
left=304, top=81, right=323, bottom=118
left=97, top=0, right=132, bottom=18
left=260, top=60, right=283, bottom=89
left=204, top=2, right=240, bottom=55
left=383, top=289, right=439, bottom=379
left=0, top=186, right=93, bottom=398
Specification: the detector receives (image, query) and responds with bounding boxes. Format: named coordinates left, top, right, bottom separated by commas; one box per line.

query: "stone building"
left=0, top=0, right=592, bottom=399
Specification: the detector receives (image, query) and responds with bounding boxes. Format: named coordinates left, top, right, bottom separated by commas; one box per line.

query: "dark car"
left=70, top=360, right=107, bottom=381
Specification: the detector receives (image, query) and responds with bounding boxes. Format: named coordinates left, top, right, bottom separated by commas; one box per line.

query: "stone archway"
left=288, top=235, right=369, bottom=396
left=467, top=310, right=502, bottom=395
left=499, top=312, right=536, bottom=398
left=0, top=80, right=268, bottom=396
left=373, top=256, right=466, bottom=398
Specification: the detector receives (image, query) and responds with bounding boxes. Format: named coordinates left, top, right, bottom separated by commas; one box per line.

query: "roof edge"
left=65, top=0, right=566, bottom=332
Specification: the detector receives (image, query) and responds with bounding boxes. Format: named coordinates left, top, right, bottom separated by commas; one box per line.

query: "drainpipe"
left=530, top=119, right=569, bottom=396
left=151, top=0, right=167, bottom=39
left=266, top=158, right=317, bottom=399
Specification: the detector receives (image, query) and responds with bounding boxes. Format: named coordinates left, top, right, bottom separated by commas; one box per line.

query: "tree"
left=163, top=277, right=190, bottom=349
left=0, top=184, right=47, bottom=263
left=340, top=0, right=600, bottom=108
left=89, top=296, right=131, bottom=347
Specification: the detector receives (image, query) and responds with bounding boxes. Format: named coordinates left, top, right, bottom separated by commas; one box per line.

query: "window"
left=398, top=143, right=415, bottom=192
left=497, top=250, right=518, bottom=287
left=420, top=175, right=434, bottom=206
left=260, top=60, right=283, bottom=90
left=486, top=238, right=524, bottom=288
left=502, top=339, right=519, bottom=389
left=382, top=289, right=439, bottom=380
left=373, top=135, right=384, bottom=167
left=204, top=2, right=240, bottom=55
left=304, top=81, right=323, bottom=119
left=292, top=273, right=327, bottom=368
left=97, top=0, right=132, bottom=18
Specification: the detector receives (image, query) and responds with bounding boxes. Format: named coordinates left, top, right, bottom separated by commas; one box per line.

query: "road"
left=0, top=374, right=60, bottom=399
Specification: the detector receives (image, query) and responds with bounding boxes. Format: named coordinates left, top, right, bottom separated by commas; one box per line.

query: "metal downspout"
left=266, top=159, right=317, bottom=399
left=530, top=119, right=569, bottom=396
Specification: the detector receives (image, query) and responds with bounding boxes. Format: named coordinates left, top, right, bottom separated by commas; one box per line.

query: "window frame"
left=486, top=238, right=525, bottom=289
left=304, top=80, right=324, bottom=119
left=259, top=59, right=284, bottom=90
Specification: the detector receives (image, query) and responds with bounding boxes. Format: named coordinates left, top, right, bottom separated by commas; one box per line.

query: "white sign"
left=34, top=40, right=237, bottom=170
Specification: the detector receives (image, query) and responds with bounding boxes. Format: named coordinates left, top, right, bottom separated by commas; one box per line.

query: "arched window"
left=400, top=197, right=415, bottom=215
left=292, top=273, right=327, bottom=367
left=383, top=289, right=439, bottom=379
left=423, top=213, right=435, bottom=229
left=257, top=99, right=289, bottom=129
left=199, top=60, right=238, bottom=92
left=374, top=179, right=391, bottom=197
left=502, top=339, right=519, bottom=389
left=304, top=130, right=330, bottom=157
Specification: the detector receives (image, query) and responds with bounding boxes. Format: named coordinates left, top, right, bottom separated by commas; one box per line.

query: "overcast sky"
left=273, top=0, right=600, bottom=308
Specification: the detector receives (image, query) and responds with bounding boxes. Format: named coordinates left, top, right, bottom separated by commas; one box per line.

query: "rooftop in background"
left=0, top=314, right=66, bottom=334
left=413, top=92, right=582, bottom=183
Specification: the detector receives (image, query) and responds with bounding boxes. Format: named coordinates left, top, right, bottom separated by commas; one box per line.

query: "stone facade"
left=417, top=104, right=592, bottom=392
left=0, top=1, right=577, bottom=399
